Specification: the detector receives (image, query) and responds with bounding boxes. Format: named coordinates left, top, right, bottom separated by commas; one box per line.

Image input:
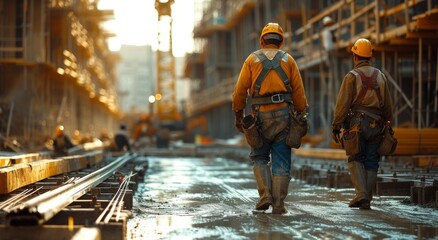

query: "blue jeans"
left=250, top=139, right=292, bottom=177
left=347, top=116, right=382, bottom=172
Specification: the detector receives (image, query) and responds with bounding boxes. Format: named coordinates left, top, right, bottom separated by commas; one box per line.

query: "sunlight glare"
left=98, top=0, right=193, bottom=56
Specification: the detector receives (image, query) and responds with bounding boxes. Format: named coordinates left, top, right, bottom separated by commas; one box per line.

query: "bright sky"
left=98, top=0, right=194, bottom=57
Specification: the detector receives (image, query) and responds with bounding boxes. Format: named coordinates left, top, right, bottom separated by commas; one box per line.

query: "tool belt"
left=342, top=124, right=360, bottom=156
left=242, top=114, right=263, bottom=149
left=351, top=106, right=382, bottom=121
left=377, top=124, right=397, bottom=156
left=252, top=93, right=292, bottom=105
left=285, top=108, right=308, bottom=149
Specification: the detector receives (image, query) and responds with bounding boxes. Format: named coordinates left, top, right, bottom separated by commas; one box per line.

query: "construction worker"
left=114, top=124, right=131, bottom=152
left=321, top=16, right=335, bottom=52
left=332, top=38, right=393, bottom=210
left=232, top=23, right=308, bottom=214
left=131, top=115, right=155, bottom=147
left=52, top=125, right=74, bottom=157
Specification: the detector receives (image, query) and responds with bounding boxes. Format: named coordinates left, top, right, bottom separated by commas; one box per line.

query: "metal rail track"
left=4, top=153, right=136, bottom=226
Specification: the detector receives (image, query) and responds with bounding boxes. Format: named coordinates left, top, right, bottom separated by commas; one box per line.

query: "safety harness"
left=350, top=68, right=384, bottom=122
left=251, top=49, right=292, bottom=109
left=351, top=68, right=383, bottom=108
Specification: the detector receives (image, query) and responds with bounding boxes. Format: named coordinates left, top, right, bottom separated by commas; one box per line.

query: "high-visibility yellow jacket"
left=232, top=46, right=308, bottom=113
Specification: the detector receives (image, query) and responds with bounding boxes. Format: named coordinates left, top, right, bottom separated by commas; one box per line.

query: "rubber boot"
left=253, top=164, right=273, bottom=210
left=272, top=176, right=290, bottom=214
left=360, top=170, right=377, bottom=210
left=347, top=161, right=368, bottom=208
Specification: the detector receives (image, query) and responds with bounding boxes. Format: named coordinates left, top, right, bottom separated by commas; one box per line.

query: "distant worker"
left=131, top=115, right=155, bottom=147
left=321, top=16, right=335, bottom=53
left=232, top=23, right=308, bottom=214
left=114, top=124, right=131, bottom=152
left=52, top=125, right=75, bottom=157
left=332, top=38, right=393, bottom=210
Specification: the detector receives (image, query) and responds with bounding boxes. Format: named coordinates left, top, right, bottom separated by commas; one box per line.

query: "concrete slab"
left=127, top=156, right=438, bottom=239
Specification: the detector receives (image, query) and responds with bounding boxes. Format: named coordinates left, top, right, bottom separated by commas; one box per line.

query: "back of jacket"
left=333, top=60, right=393, bottom=127
left=232, top=48, right=307, bottom=113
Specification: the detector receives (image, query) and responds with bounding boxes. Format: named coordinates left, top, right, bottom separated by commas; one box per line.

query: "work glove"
left=297, top=112, right=309, bottom=136
left=234, top=110, right=244, bottom=133
left=331, top=125, right=341, bottom=143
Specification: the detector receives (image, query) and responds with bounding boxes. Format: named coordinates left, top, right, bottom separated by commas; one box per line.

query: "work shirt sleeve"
left=288, top=56, right=308, bottom=113
left=332, top=73, right=356, bottom=127
left=381, top=74, right=394, bottom=121
left=232, top=56, right=253, bottom=111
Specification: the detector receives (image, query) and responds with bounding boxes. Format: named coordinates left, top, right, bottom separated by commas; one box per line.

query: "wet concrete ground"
left=128, top=156, right=438, bottom=240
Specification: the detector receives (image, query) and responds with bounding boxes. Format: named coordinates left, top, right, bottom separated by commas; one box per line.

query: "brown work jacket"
left=232, top=45, right=308, bottom=113
left=332, top=60, right=393, bottom=127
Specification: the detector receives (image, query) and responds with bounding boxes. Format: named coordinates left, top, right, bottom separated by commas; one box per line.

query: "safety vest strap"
left=252, top=50, right=292, bottom=104
left=353, top=68, right=383, bottom=107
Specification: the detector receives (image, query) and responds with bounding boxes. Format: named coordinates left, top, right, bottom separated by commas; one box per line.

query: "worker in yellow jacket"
left=232, top=23, right=308, bottom=214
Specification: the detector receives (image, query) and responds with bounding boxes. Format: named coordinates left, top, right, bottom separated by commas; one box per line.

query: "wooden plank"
left=295, top=0, right=350, bottom=35
left=0, top=152, right=103, bottom=194
left=379, top=0, right=419, bottom=17
left=0, top=153, right=45, bottom=167
left=416, top=16, right=438, bottom=29
left=294, top=148, right=347, bottom=160
left=296, top=128, right=438, bottom=159
left=406, top=31, right=438, bottom=38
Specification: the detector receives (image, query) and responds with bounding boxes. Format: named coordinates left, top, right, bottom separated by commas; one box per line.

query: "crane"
left=153, top=0, right=186, bottom=147
left=154, top=0, right=178, bottom=126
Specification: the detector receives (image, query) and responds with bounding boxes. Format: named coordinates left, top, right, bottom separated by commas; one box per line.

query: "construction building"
left=184, top=0, right=438, bottom=147
left=0, top=0, right=120, bottom=151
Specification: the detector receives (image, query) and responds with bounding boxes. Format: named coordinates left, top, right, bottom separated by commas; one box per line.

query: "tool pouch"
left=342, top=125, right=360, bottom=156
left=285, top=113, right=308, bottom=149
left=377, top=126, right=397, bottom=156
left=242, top=115, right=263, bottom=149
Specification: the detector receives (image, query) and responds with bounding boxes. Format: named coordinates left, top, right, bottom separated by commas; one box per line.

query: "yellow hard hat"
left=260, top=23, right=284, bottom=46
left=351, top=38, right=373, bottom=58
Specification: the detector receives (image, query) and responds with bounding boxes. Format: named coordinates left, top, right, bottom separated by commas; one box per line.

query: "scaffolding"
left=185, top=0, right=438, bottom=144
left=0, top=0, right=120, bottom=151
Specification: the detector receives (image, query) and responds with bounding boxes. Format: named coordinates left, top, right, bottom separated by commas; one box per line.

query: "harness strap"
left=252, top=50, right=292, bottom=104
left=251, top=93, right=292, bottom=105
left=353, top=68, right=383, bottom=107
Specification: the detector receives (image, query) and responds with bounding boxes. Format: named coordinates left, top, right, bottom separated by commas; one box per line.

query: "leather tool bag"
left=342, top=124, right=360, bottom=156
left=377, top=125, right=397, bottom=156
left=242, top=115, right=263, bottom=149
left=285, top=112, right=308, bottom=149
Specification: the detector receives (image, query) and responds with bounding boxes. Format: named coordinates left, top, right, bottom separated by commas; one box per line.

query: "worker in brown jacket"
left=232, top=23, right=308, bottom=214
left=332, top=38, right=393, bottom=210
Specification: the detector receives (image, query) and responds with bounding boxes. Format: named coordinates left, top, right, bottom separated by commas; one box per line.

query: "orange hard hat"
left=140, top=115, right=148, bottom=121
left=260, top=23, right=284, bottom=47
left=351, top=38, right=373, bottom=58
left=55, top=125, right=64, bottom=136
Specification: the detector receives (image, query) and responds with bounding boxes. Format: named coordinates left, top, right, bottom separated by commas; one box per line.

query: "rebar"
left=6, top=153, right=136, bottom=226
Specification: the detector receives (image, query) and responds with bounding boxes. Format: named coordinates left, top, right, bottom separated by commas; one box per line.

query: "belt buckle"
left=271, top=94, right=284, bottom=103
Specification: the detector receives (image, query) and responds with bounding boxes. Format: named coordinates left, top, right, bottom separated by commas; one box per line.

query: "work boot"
left=272, top=176, right=290, bottom=214
left=360, top=170, right=378, bottom=210
left=253, top=164, right=273, bottom=210
left=347, top=161, right=368, bottom=208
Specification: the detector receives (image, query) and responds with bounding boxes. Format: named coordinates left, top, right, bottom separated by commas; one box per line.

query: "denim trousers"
left=347, top=116, right=382, bottom=172
left=250, top=139, right=292, bottom=177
